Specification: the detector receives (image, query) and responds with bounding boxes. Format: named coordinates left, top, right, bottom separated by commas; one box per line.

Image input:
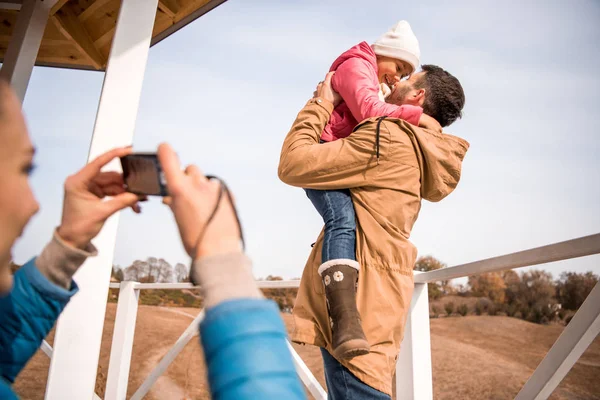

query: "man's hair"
left=414, top=65, right=465, bottom=127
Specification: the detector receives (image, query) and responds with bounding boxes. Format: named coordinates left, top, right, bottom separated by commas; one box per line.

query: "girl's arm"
left=332, top=58, right=423, bottom=125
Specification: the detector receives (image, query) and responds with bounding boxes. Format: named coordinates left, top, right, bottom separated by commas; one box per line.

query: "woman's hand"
left=57, top=147, right=144, bottom=249
left=158, top=143, right=242, bottom=260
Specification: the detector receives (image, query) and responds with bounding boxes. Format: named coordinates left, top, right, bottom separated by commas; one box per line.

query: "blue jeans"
left=321, top=348, right=391, bottom=399
left=305, top=188, right=356, bottom=263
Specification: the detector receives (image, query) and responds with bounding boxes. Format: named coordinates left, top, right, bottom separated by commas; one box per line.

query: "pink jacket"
left=321, top=42, right=423, bottom=142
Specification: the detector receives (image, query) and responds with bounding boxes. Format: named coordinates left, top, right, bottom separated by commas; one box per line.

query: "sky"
left=12, top=0, right=600, bottom=282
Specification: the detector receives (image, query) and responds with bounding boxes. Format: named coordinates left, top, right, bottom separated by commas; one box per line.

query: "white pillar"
left=0, top=0, right=54, bottom=103
left=515, top=282, right=600, bottom=400
left=396, top=281, right=433, bottom=400
left=45, top=0, right=159, bottom=398
left=104, top=282, right=140, bottom=400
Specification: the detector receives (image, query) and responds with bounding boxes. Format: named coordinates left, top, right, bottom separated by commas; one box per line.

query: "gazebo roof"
left=0, top=0, right=225, bottom=71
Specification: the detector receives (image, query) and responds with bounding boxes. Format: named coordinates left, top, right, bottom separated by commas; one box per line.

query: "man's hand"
left=314, top=72, right=342, bottom=107
left=158, top=143, right=241, bottom=260
left=57, top=147, right=144, bottom=249
left=418, top=113, right=443, bottom=133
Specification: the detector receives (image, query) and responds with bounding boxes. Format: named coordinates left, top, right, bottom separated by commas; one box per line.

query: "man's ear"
left=413, top=88, right=426, bottom=106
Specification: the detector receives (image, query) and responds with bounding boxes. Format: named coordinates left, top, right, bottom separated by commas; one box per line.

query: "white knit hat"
left=372, top=20, right=420, bottom=73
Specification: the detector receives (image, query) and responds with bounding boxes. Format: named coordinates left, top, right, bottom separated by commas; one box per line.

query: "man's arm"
left=278, top=97, right=381, bottom=190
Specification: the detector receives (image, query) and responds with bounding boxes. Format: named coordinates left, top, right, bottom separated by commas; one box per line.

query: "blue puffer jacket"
left=0, top=259, right=305, bottom=399
left=0, top=258, right=77, bottom=400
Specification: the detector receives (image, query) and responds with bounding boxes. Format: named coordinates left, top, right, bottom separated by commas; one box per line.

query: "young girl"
left=305, top=20, right=436, bottom=360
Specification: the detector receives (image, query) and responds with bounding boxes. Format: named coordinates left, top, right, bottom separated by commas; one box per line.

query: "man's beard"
left=387, top=84, right=413, bottom=105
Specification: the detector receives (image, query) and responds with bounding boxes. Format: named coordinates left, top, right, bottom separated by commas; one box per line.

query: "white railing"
left=38, top=233, right=600, bottom=399
left=397, top=233, right=600, bottom=400
left=107, top=280, right=326, bottom=400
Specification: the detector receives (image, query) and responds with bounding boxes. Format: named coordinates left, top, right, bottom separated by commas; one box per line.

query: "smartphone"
left=120, top=153, right=168, bottom=196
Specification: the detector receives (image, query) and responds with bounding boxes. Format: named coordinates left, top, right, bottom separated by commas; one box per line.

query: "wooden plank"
left=83, top=0, right=119, bottom=44
left=152, top=9, right=173, bottom=37
left=158, top=0, right=179, bottom=18
left=0, top=34, right=70, bottom=46
left=78, top=0, right=113, bottom=22
left=93, top=25, right=113, bottom=49
left=52, top=4, right=105, bottom=69
left=50, top=0, right=71, bottom=15
left=0, top=10, right=19, bottom=37
left=174, top=0, right=210, bottom=23
left=36, top=43, right=90, bottom=65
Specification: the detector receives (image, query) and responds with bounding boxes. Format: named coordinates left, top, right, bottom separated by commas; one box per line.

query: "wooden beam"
left=52, top=5, right=105, bottom=69
left=158, top=0, right=179, bottom=18
left=174, top=0, right=210, bottom=23
left=0, top=34, right=70, bottom=46
left=94, top=25, right=114, bottom=49
left=50, top=0, right=70, bottom=15
left=78, top=0, right=113, bottom=22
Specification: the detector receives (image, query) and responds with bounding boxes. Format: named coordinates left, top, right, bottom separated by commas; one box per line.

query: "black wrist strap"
left=193, top=175, right=246, bottom=255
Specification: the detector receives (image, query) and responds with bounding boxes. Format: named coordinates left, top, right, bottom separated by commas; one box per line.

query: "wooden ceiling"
left=0, top=0, right=226, bottom=71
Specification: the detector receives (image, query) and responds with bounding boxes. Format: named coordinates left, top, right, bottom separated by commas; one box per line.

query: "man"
left=278, top=65, right=468, bottom=398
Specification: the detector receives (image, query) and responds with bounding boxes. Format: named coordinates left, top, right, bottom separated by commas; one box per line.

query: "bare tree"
left=174, top=263, right=189, bottom=282
left=156, top=258, right=174, bottom=283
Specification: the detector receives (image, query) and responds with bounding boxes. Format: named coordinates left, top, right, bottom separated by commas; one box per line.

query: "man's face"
left=0, top=85, right=39, bottom=293
left=386, top=71, right=425, bottom=106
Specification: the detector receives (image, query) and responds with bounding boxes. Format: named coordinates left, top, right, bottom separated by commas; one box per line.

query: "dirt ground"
left=13, top=304, right=600, bottom=399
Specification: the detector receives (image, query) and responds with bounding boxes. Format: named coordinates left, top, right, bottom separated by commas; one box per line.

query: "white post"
left=105, top=282, right=140, bottom=400
left=0, top=0, right=53, bottom=103
left=45, top=0, right=159, bottom=398
left=396, top=281, right=433, bottom=400
left=515, top=282, right=600, bottom=400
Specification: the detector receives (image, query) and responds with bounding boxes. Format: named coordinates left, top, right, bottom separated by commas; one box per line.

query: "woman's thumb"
left=104, top=192, right=140, bottom=216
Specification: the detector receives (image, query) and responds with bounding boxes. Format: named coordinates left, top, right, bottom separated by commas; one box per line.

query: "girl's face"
left=0, top=84, right=39, bottom=294
left=376, top=56, right=414, bottom=88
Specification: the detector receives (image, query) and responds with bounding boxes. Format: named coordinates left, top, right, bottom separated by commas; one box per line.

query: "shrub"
left=474, top=301, right=483, bottom=316
left=488, top=303, right=499, bottom=316
left=558, top=309, right=567, bottom=321
left=527, top=306, right=545, bottom=324
left=505, top=304, right=517, bottom=317
left=457, top=304, right=468, bottom=316
left=556, top=271, right=598, bottom=311
left=445, top=301, right=455, bottom=316
left=431, top=306, right=440, bottom=318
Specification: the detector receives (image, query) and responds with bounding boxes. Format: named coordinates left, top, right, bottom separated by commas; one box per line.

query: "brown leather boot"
left=319, top=260, right=370, bottom=359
